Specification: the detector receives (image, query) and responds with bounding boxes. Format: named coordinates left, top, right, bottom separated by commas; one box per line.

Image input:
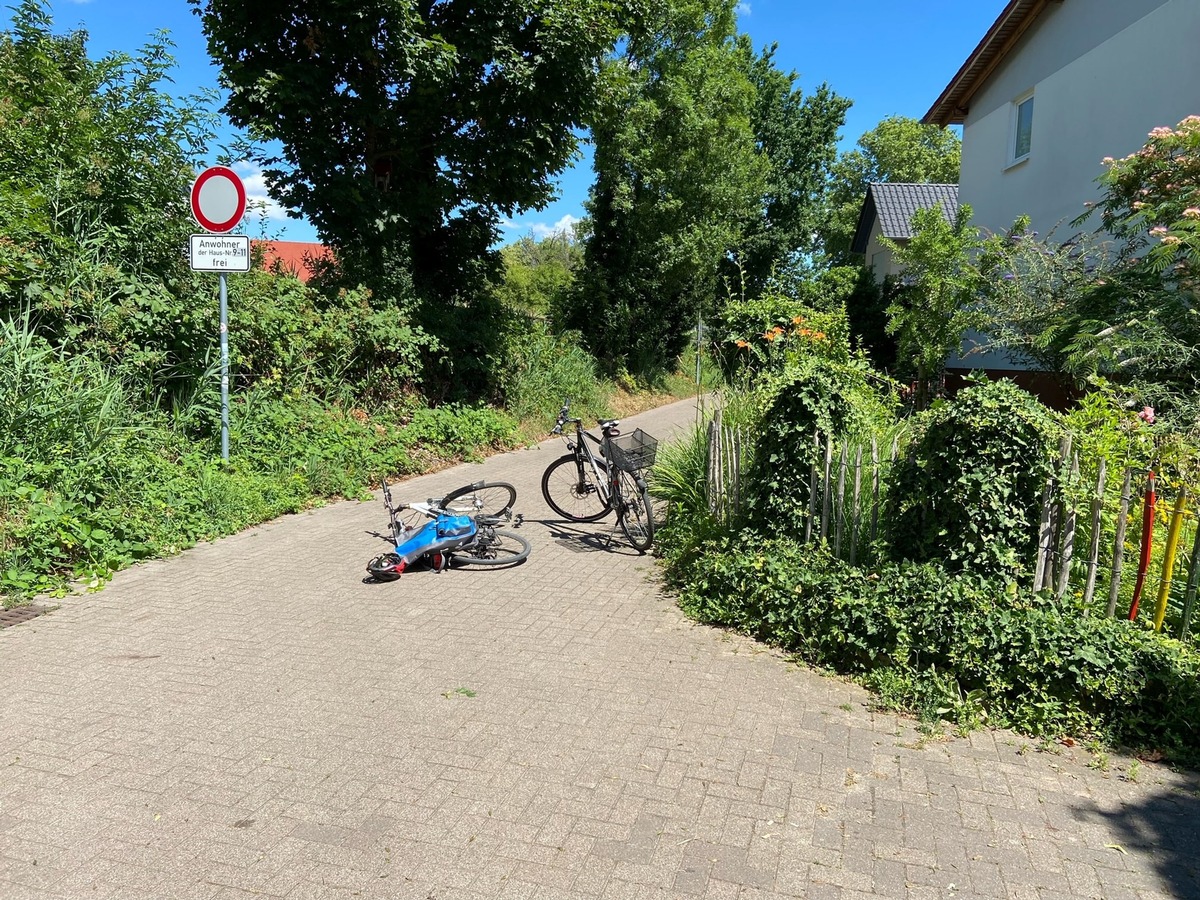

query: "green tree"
left=190, top=0, right=629, bottom=300
left=883, top=204, right=984, bottom=408
left=0, top=1, right=221, bottom=404
left=724, top=40, right=850, bottom=295
left=0, top=0, right=214, bottom=292
left=494, top=233, right=582, bottom=317
left=1075, top=117, right=1200, bottom=401
left=820, top=116, right=961, bottom=266
left=982, top=117, right=1200, bottom=412
left=570, top=0, right=765, bottom=376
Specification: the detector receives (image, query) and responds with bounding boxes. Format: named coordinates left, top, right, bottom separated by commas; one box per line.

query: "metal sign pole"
left=189, top=165, right=248, bottom=464
left=219, top=272, right=230, bottom=462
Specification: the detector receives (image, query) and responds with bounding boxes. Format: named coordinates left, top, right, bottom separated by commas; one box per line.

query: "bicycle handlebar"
left=552, top=398, right=572, bottom=435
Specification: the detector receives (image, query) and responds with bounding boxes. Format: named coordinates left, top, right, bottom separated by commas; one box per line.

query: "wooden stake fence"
left=700, top=420, right=1200, bottom=639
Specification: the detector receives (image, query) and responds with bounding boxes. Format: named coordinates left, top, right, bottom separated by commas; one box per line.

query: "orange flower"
left=792, top=315, right=806, bottom=325
left=813, top=331, right=826, bottom=341
left=735, top=339, right=749, bottom=348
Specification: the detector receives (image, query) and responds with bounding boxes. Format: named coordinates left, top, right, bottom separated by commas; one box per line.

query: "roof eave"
left=922, top=0, right=1055, bottom=128
left=850, top=189, right=878, bottom=256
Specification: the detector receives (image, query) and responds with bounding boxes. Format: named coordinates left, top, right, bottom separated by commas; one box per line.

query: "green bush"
left=886, top=379, right=1059, bottom=580
left=667, top=532, right=1200, bottom=754
left=230, top=271, right=433, bottom=404
left=746, top=358, right=894, bottom=535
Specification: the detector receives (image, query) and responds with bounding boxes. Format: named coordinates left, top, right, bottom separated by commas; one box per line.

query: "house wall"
left=862, top=218, right=899, bottom=283
left=959, top=0, right=1196, bottom=239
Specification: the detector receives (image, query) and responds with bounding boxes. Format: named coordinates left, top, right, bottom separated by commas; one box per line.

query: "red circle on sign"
left=191, top=166, right=247, bottom=233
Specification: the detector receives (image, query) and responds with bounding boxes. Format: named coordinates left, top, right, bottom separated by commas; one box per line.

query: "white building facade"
left=926, top=0, right=1200, bottom=239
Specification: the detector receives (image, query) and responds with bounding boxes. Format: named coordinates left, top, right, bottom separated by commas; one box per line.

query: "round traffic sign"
left=191, top=166, right=247, bottom=233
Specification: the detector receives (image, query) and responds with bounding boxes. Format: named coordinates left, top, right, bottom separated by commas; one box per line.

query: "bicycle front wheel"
left=616, top=469, right=654, bottom=553
left=541, top=454, right=612, bottom=522
left=442, top=481, right=517, bottom=517
left=453, top=529, right=531, bottom=567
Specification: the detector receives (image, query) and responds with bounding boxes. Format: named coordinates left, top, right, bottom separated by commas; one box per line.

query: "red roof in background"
left=253, top=241, right=331, bottom=283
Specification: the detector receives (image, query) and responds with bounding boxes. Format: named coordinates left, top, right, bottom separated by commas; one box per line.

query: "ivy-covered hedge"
left=886, top=379, right=1058, bottom=579
left=667, top=532, right=1200, bottom=755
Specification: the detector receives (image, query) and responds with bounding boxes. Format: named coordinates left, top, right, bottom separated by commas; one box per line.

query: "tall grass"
left=0, top=314, right=134, bottom=470
left=501, top=321, right=611, bottom=429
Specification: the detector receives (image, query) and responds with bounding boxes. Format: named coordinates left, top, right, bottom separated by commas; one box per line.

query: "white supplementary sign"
left=190, top=234, right=251, bottom=272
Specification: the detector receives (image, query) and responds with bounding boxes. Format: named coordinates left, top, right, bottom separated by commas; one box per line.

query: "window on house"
left=1011, top=93, right=1034, bottom=163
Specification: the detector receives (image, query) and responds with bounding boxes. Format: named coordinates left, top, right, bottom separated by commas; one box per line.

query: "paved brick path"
left=3, top=395, right=1199, bottom=900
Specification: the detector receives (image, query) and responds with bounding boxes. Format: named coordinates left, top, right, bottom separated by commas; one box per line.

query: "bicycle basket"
left=609, top=428, right=658, bottom=473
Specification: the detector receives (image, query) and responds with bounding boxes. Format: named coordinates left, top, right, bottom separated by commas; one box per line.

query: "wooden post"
left=870, top=436, right=880, bottom=544
left=721, top=424, right=732, bottom=522
left=1106, top=469, right=1132, bottom=617
left=850, top=445, right=863, bottom=566
left=1082, top=458, right=1107, bottom=612
left=805, top=430, right=818, bottom=544
left=821, top=433, right=833, bottom=542
left=729, top=429, right=739, bottom=520
left=1179, top=521, right=1200, bottom=640
left=834, top=443, right=848, bottom=559
left=1056, top=451, right=1080, bottom=599
left=706, top=418, right=717, bottom=516
left=1033, top=475, right=1055, bottom=593
left=1128, top=471, right=1158, bottom=621
left=1043, top=436, right=1071, bottom=591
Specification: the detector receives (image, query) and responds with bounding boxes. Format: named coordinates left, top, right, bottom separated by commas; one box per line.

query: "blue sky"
left=41, top=0, right=1004, bottom=243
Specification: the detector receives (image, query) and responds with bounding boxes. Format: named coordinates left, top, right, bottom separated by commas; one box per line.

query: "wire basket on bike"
left=608, top=428, right=658, bottom=473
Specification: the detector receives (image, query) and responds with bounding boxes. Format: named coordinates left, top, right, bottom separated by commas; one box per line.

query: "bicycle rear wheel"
left=453, top=529, right=531, bottom=567
left=442, top=481, right=517, bottom=517
left=616, top=469, right=654, bottom=553
left=541, top=454, right=612, bottom=522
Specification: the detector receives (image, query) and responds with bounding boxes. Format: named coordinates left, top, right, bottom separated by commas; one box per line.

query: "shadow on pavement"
left=534, top=519, right=643, bottom=556
left=1075, top=782, right=1200, bottom=898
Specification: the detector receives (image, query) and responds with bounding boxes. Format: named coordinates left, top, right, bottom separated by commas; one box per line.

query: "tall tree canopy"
left=726, top=39, right=850, bottom=295
left=191, top=0, right=631, bottom=299
left=819, top=115, right=961, bottom=265
left=1, top=0, right=212, bottom=289
left=569, top=0, right=766, bottom=375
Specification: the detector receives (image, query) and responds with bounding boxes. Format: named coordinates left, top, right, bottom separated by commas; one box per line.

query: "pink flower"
left=1150, top=226, right=1168, bottom=236
left=1101, top=156, right=1115, bottom=165
left=1150, top=127, right=1174, bottom=137
left=1184, top=208, right=1200, bottom=218
left=1162, top=235, right=1182, bottom=245
left=1138, top=406, right=1156, bottom=425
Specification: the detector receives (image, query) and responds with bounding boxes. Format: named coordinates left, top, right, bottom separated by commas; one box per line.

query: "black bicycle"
left=540, top=400, right=656, bottom=552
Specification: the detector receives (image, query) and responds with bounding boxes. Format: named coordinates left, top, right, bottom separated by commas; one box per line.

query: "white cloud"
left=233, top=163, right=291, bottom=222
left=736, top=3, right=751, bottom=15
left=500, top=213, right=580, bottom=240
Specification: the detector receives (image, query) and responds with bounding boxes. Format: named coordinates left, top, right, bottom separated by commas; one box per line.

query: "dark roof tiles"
left=850, top=183, right=960, bottom=254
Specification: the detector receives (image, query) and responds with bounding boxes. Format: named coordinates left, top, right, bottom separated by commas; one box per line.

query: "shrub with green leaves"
left=886, top=378, right=1059, bottom=580
left=746, top=354, right=894, bottom=535
left=666, top=532, right=1200, bottom=754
